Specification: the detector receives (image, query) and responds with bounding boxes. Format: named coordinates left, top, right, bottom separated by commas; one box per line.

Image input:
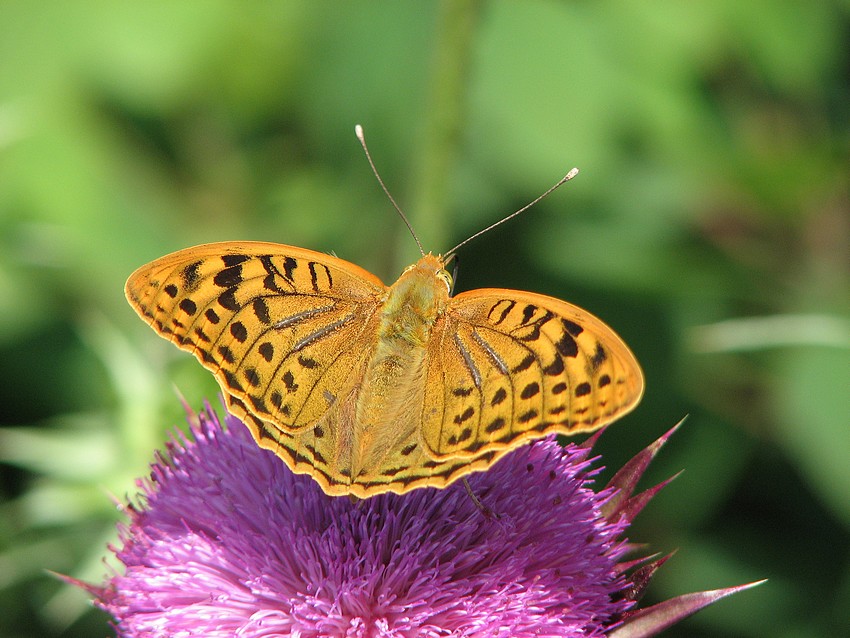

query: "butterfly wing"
left=125, top=241, right=386, bottom=436
left=421, top=288, right=644, bottom=460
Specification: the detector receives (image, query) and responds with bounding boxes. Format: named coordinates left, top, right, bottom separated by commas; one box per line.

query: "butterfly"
left=126, top=240, right=644, bottom=498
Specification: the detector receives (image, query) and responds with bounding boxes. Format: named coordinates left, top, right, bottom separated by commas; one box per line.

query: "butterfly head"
left=410, top=252, right=453, bottom=294
left=384, top=253, right=453, bottom=326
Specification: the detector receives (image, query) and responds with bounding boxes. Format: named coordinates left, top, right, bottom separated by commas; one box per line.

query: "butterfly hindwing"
left=422, top=289, right=644, bottom=460
left=125, top=242, right=386, bottom=433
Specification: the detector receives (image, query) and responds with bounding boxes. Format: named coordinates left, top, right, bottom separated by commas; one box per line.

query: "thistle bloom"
left=83, top=404, right=757, bottom=637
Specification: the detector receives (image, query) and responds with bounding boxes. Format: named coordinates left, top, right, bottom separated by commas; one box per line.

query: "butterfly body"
left=351, top=256, right=448, bottom=479
left=126, top=242, right=643, bottom=498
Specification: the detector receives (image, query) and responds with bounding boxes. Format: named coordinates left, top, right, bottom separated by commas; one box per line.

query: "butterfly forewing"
left=422, top=289, right=644, bottom=460
left=125, top=242, right=386, bottom=433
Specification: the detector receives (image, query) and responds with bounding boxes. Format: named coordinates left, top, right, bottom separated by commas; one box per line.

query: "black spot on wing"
left=555, top=331, right=578, bottom=358
left=491, top=387, right=507, bottom=406
left=590, top=343, right=607, bottom=371
left=259, top=255, right=287, bottom=293
left=512, top=353, right=535, bottom=373
left=218, top=287, right=240, bottom=311
left=562, top=319, right=583, bottom=337
left=163, top=284, right=178, bottom=298
left=487, top=299, right=515, bottom=325
left=517, top=310, right=555, bottom=342
left=263, top=274, right=285, bottom=293
left=218, top=345, right=235, bottom=364
left=282, top=257, right=297, bottom=282
left=485, top=417, right=506, bottom=433
left=222, top=370, right=244, bottom=392
left=253, top=298, right=271, bottom=324
left=182, top=261, right=202, bottom=290
left=520, top=382, right=540, bottom=399
left=248, top=394, right=267, bottom=413
left=179, top=298, right=197, bottom=315
left=244, top=367, right=261, bottom=387
left=298, top=355, right=318, bottom=369
left=230, top=322, right=248, bottom=343
left=308, top=261, right=333, bottom=292
left=270, top=391, right=282, bottom=409
left=259, top=255, right=279, bottom=275
left=453, top=406, right=475, bottom=424
left=542, top=355, right=564, bottom=376
left=465, top=440, right=486, bottom=454
left=282, top=370, right=298, bottom=393
left=222, top=254, right=250, bottom=267
left=258, top=342, right=274, bottom=362
left=305, top=444, right=327, bottom=465
left=518, top=409, right=538, bottom=424
left=214, top=265, right=243, bottom=288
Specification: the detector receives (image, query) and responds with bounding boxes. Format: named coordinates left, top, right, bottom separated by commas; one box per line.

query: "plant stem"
left=399, top=0, right=482, bottom=270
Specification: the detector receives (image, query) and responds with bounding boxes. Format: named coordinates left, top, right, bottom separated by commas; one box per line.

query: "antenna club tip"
left=355, top=124, right=364, bottom=140
left=565, top=167, right=579, bottom=180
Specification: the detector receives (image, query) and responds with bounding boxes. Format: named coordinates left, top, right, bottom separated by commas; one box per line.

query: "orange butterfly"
left=126, top=130, right=643, bottom=498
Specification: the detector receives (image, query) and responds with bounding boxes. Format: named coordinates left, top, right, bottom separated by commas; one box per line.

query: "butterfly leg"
left=462, top=477, right=499, bottom=519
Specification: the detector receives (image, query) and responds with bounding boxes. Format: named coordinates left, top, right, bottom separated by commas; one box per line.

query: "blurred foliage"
left=0, top=1, right=848, bottom=636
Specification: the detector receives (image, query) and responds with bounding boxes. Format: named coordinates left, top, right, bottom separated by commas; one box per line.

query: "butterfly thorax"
left=377, top=254, right=450, bottom=345
left=350, top=254, right=451, bottom=477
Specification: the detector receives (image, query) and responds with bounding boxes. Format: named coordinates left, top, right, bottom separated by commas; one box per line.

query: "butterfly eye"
left=437, top=270, right=453, bottom=294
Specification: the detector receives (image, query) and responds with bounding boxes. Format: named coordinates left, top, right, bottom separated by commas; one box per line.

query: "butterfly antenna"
left=444, top=167, right=580, bottom=259
left=355, top=124, right=425, bottom=256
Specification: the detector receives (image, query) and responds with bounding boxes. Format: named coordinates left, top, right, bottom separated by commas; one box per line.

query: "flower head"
left=82, top=403, right=758, bottom=637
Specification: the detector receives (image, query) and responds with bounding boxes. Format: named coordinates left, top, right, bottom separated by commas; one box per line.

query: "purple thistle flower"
left=78, top=404, right=760, bottom=637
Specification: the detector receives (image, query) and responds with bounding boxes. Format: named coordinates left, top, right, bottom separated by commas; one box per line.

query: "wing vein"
left=453, top=333, right=482, bottom=389
left=292, top=316, right=353, bottom=353
left=471, top=330, right=508, bottom=375
left=273, top=303, right=336, bottom=329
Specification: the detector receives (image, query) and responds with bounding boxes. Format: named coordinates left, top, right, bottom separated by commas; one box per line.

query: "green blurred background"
left=1, top=2, right=848, bottom=636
